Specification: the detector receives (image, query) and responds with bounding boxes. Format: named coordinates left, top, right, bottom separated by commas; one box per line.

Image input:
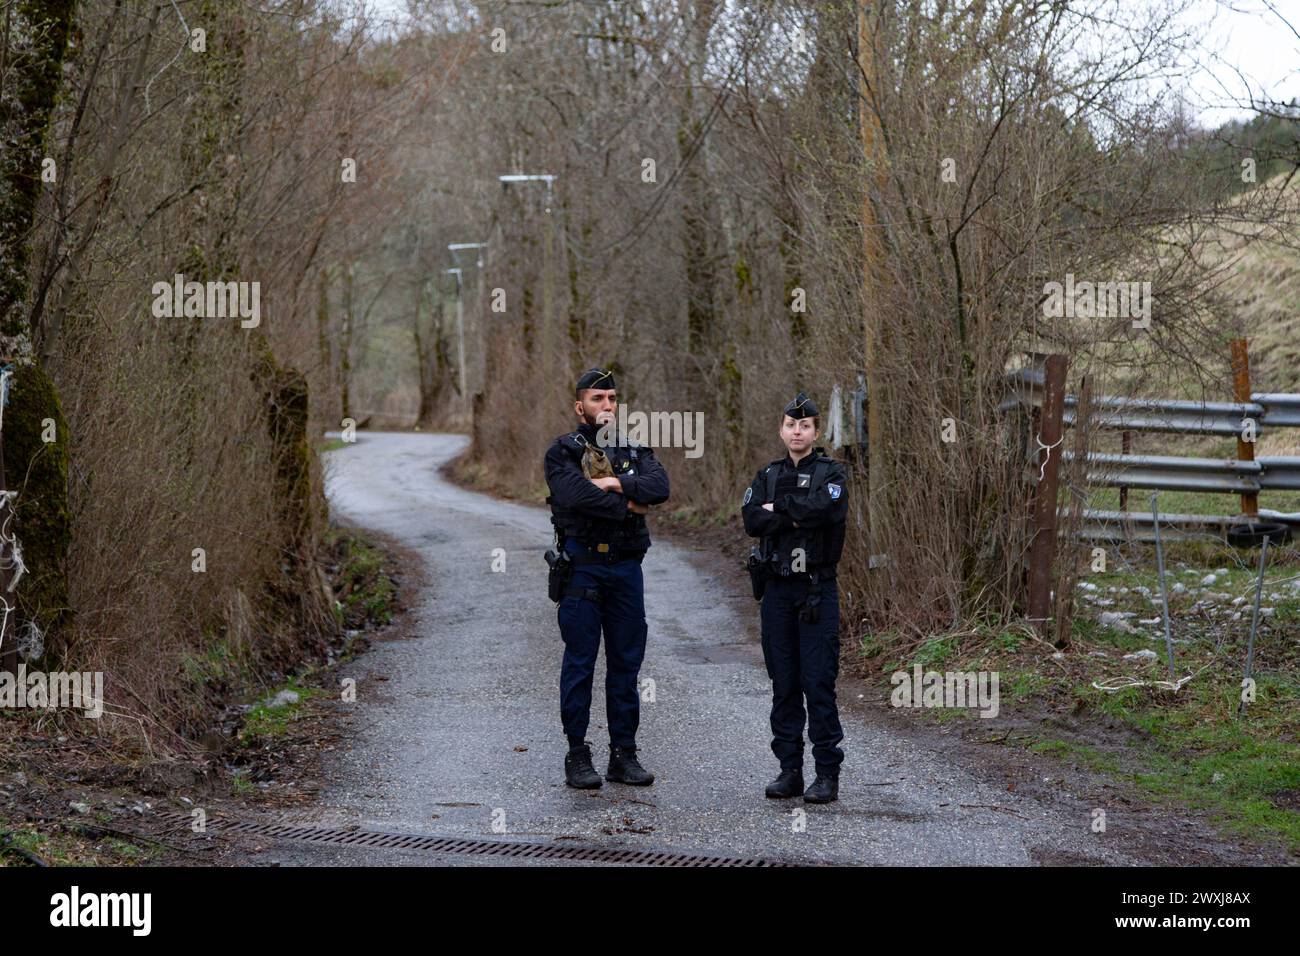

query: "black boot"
left=803, top=774, right=838, bottom=804
left=565, top=742, right=602, bottom=789
left=606, top=746, right=655, bottom=785
left=765, top=769, right=805, bottom=799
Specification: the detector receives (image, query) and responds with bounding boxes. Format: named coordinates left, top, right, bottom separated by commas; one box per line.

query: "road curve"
left=262, top=430, right=1143, bottom=866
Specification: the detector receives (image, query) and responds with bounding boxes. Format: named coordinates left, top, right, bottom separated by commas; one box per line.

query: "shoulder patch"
left=828, top=482, right=842, bottom=500
left=743, top=486, right=753, bottom=505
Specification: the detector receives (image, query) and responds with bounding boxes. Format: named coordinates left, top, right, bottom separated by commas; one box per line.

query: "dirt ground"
left=2, top=454, right=1293, bottom=867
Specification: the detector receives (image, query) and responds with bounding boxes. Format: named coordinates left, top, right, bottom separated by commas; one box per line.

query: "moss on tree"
left=2, top=362, right=71, bottom=656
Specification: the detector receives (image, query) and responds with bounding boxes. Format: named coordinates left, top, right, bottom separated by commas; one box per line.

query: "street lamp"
left=448, top=242, right=488, bottom=399
left=445, top=267, right=466, bottom=399
left=498, top=174, right=556, bottom=213
left=499, top=174, right=559, bottom=375
left=448, top=241, right=487, bottom=269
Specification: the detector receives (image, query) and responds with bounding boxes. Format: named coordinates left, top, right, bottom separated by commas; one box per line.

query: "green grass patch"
left=914, top=633, right=960, bottom=668
left=1029, top=738, right=1123, bottom=774
left=861, top=545, right=1300, bottom=851
left=238, top=679, right=320, bottom=744
left=1084, top=486, right=1300, bottom=516
left=326, top=527, right=399, bottom=627
left=0, top=823, right=162, bottom=867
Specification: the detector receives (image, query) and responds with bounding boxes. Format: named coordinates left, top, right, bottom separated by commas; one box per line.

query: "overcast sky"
left=361, top=0, right=1300, bottom=128
left=1180, top=0, right=1300, bottom=125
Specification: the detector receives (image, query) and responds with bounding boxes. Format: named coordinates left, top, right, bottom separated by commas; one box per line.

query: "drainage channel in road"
left=155, top=811, right=809, bottom=867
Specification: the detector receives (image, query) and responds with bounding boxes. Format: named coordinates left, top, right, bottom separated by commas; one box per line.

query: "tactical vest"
left=757, top=454, right=842, bottom=574
left=547, top=432, right=650, bottom=553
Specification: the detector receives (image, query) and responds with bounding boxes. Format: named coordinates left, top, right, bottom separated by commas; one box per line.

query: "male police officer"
left=544, top=368, right=670, bottom=789
left=741, top=393, right=848, bottom=803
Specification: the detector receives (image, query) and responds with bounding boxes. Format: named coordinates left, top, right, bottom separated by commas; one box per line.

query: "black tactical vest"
left=547, top=433, right=651, bottom=553
left=757, top=453, right=845, bottom=574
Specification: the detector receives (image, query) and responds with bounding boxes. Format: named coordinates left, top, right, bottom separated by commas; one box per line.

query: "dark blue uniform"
left=742, top=448, right=847, bottom=778
left=544, top=424, right=670, bottom=748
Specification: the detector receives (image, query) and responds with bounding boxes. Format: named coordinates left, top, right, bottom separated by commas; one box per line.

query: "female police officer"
left=741, top=393, right=848, bottom=803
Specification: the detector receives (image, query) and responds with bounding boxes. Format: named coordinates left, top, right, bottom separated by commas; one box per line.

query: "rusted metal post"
left=1028, top=354, right=1068, bottom=635
left=1119, top=430, right=1131, bottom=512
left=1231, top=338, right=1258, bottom=516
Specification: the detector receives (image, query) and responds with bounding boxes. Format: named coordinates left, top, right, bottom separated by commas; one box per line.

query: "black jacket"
left=544, top=422, right=670, bottom=552
left=741, top=448, right=847, bottom=574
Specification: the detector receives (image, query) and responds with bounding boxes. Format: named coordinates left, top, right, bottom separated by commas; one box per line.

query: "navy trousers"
left=557, top=541, right=648, bottom=748
left=759, top=575, right=845, bottom=776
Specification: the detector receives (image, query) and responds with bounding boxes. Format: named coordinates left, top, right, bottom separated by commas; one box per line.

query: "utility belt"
left=567, top=544, right=646, bottom=565
left=746, top=546, right=834, bottom=621
left=545, top=536, right=644, bottom=604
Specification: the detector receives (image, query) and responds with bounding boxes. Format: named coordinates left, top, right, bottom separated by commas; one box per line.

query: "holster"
left=746, top=547, right=769, bottom=601
left=798, top=574, right=822, bottom=624
left=545, top=548, right=573, bottom=603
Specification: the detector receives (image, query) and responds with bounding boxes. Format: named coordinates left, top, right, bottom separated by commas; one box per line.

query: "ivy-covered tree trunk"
left=0, top=0, right=78, bottom=664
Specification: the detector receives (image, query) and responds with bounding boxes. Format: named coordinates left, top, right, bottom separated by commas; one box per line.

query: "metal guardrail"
left=1001, top=367, right=1300, bottom=436
left=1063, top=451, right=1258, bottom=493
left=1259, top=456, right=1300, bottom=490
left=1061, top=452, right=1300, bottom=494
left=1005, top=362, right=1300, bottom=548
left=1075, top=509, right=1300, bottom=543
left=1253, top=393, right=1300, bottom=428
left=1074, top=398, right=1258, bottom=436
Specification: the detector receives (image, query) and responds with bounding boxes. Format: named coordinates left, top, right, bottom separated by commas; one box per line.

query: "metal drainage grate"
left=157, top=811, right=798, bottom=867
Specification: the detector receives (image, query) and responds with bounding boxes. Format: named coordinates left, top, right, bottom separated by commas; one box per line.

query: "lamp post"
left=448, top=242, right=488, bottom=398
left=445, top=267, right=466, bottom=399
left=499, top=174, right=557, bottom=378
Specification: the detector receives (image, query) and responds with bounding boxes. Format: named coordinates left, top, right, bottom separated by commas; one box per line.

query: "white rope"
left=0, top=489, right=24, bottom=593
left=1091, top=673, right=1194, bottom=693
left=1035, top=433, right=1064, bottom=483
left=16, top=619, right=42, bottom=660
left=0, top=595, right=13, bottom=650
left=0, top=367, right=28, bottom=661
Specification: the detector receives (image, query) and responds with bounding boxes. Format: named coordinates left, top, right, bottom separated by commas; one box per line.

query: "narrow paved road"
left=262, top=431, right=1143, bottom=866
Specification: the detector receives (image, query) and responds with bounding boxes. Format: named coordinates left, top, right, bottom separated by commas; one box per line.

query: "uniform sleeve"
left=742, top=467, right=793, bottom=538
left=617, top=445, right=670, bottom=505
left=775, top=460, right=848, bottom=528
left=544, top=441, right=629, bottom=521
